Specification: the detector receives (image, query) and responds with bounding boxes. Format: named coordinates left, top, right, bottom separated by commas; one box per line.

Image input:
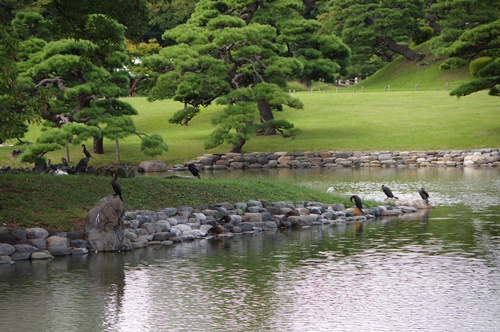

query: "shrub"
left=439, top=57, right=468, bottom=70
left=469, top=57, right=493, bottom=77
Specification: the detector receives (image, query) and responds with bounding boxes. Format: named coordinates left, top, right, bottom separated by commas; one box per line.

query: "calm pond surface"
left=1, top=167, right=500, bottom=332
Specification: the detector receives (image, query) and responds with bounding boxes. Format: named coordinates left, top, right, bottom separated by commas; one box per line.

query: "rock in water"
left=85, top=195, right=132, bottom=252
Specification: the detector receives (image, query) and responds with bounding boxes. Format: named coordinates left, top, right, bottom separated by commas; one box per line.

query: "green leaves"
left=140, top=134, right=169, bottom=157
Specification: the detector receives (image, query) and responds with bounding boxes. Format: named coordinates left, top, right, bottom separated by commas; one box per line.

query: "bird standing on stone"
left=419, top=187, right=429, bottom=203
left=382, top=185, right=398, bottom=199
left=207, top=220, right=224, bottom=238
left=350, top=195, right=364, bottom=214
left=188, top=163, right=201, bottom=179
left=111, top=172, right=123, bottom=202
left=82, top=144, right=95, bottom=159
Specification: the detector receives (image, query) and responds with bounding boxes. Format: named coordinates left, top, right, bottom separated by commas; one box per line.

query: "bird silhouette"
left=111, top=172, right=123, bottom=202
left=207, top=220, right=224, bottom=238
left=350, top=195, right=364, bottom=213
left=382, top=185, right=398, bottom=199
left=419, top=187, right=429, bottom=202
left=188, top=163, right=201, bottom=178
left=82, top=144, right=95, bottom=159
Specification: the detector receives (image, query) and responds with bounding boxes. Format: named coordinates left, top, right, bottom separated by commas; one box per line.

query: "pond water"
left=1, top=167, right=499, bottom=332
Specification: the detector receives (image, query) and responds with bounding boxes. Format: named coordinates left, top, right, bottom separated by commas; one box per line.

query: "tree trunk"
left=258, top=99, right=276, bottom=136
left=377, top=36, right=425, bottom=62
left=425, top=0, right=442, bottom=34
left=93, top=136, right=104, bottom=154
left=230, top=137, right=246, bottom=153
left=115, top=139, right=120, bottom=163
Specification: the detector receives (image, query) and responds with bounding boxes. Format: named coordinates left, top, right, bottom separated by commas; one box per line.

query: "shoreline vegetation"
left=1, top=147, right=498, bottom=233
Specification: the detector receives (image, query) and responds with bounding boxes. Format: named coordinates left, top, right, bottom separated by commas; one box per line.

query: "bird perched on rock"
left=47, top=159, right=57, bottom=171
left=382, top=185, right=398, bottom=199
left=219, top=215, right=232, bottom=224
left=188, top=163, right=201, bottom=178
left=350, top=195, right=364, bottom=215
left=82, top=144, right=95, bottom=159
left=111, top=172, right=123, bottom=202
left=207, top=220, right=224, bottom=238
left=419, top=187, right=429, bottom=203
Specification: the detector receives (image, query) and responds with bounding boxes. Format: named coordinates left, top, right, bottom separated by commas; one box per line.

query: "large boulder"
left=85, top=195, right=132, bottom=252
left=384, top=198, right=433, bottom=209
left=139, top=160, right=167, bottom=172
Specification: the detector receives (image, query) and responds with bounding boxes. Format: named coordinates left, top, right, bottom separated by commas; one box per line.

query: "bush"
left=439, top=57, right=468, bottom=70
left=413, top=27, right=434, bottom=45
left=469, top=57, right=493, bottom=77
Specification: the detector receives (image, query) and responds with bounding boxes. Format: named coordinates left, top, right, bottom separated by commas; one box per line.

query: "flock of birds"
left=349, top=185, right=430, bottom=215
left=70, top=146, right=432, bottom=236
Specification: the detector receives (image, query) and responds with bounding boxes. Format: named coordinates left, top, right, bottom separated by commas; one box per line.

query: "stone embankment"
left=0, top=199, right=423, bottom=263
left=176, top=148, right=500, bottom=170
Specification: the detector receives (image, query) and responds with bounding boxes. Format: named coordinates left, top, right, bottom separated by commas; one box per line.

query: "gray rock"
left=13, top=244, right=38, bottom=253
left=30, top=238, right=47, bottom=249
left=0, top=233, right=17, bottom=245
left=46, top=235, right=69, bottom=248
left=171, top=224, right=192, bottom=233
left=0, top=243, right=15, bottom=256
left=0, top=255, right=14, bottom=264
left=12, top=252, right=31, bottom=261
left=12, top=229, right=27, bottom=241
left=85, top=195, right=132, bottom=252
left=71, top=248, right=89, bottom=255
left=139, top=160, right=167, bottom=172
left=70, top=239, right=89, bottom=248
left=48, top=246, right=71, bottom=256
left=31, top=252, right=54, bottom=260
left=152, top=232, right=173, bottom=241
left=26, top=227, right=49, bottom=239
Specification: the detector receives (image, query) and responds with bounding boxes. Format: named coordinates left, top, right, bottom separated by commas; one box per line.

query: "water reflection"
left=1, top=168, right=499, bottom=331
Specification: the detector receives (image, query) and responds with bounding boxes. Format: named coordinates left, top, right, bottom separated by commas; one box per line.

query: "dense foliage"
left=0, top=0, right=498, bottom=161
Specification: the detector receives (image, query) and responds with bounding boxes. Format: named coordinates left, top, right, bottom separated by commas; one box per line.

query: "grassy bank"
left=1, top=90, right=498, bottom=168
left=0, top=173, right=360, bottom=231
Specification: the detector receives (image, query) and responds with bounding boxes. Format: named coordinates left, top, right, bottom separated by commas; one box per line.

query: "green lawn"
left=1, top=90, right=498, bottom=167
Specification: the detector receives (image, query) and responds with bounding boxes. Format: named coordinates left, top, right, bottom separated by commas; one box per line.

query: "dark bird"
left=47, top=159, right=57, bottom=171
left=219, top=215, right=232, bottom=224
left=61, top=157, right=69, bottom=167
left=82, top=144, right=95, bottom=159
left=207, top=220, right=224, bottom=238
left=350, top=195, right=363, bottom=211
left=382, top=185, right=398, bottom=199
left=419, top=187, right=429, bottom=202
left=188, top=163, right=201, bottom=179
left=111, top=172, right=123, bottom=202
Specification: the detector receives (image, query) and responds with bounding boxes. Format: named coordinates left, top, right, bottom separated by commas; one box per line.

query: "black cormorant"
left=82, top=144, right=95, bottom=159
left=350, top=195, right=363, bottom=211
left=382, top=185, right=398, bottom=199
left=111, top=172, right=123, bottom=202
left=188, top=163, right=201, bottom=178
left=207, top=220, right=224, bottom=237
left=419, top=187, right=429, bottom=202
left=47, top=159, right=57, bottom=171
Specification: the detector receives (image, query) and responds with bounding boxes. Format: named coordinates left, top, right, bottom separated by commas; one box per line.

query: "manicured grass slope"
left=0, top=173, right=354, bottom=231
left=2, top=90, right=497, bottom=168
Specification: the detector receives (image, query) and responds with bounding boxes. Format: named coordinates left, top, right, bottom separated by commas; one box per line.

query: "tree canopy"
left=143, top=0, right=350, bottom=152
left=319, top=0, right=426, bottom=78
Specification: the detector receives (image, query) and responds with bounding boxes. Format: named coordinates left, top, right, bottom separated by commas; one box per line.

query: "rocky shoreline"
left=0, top=198, right=426, bottom=264
left=177, top=148, right=500, bottom=170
